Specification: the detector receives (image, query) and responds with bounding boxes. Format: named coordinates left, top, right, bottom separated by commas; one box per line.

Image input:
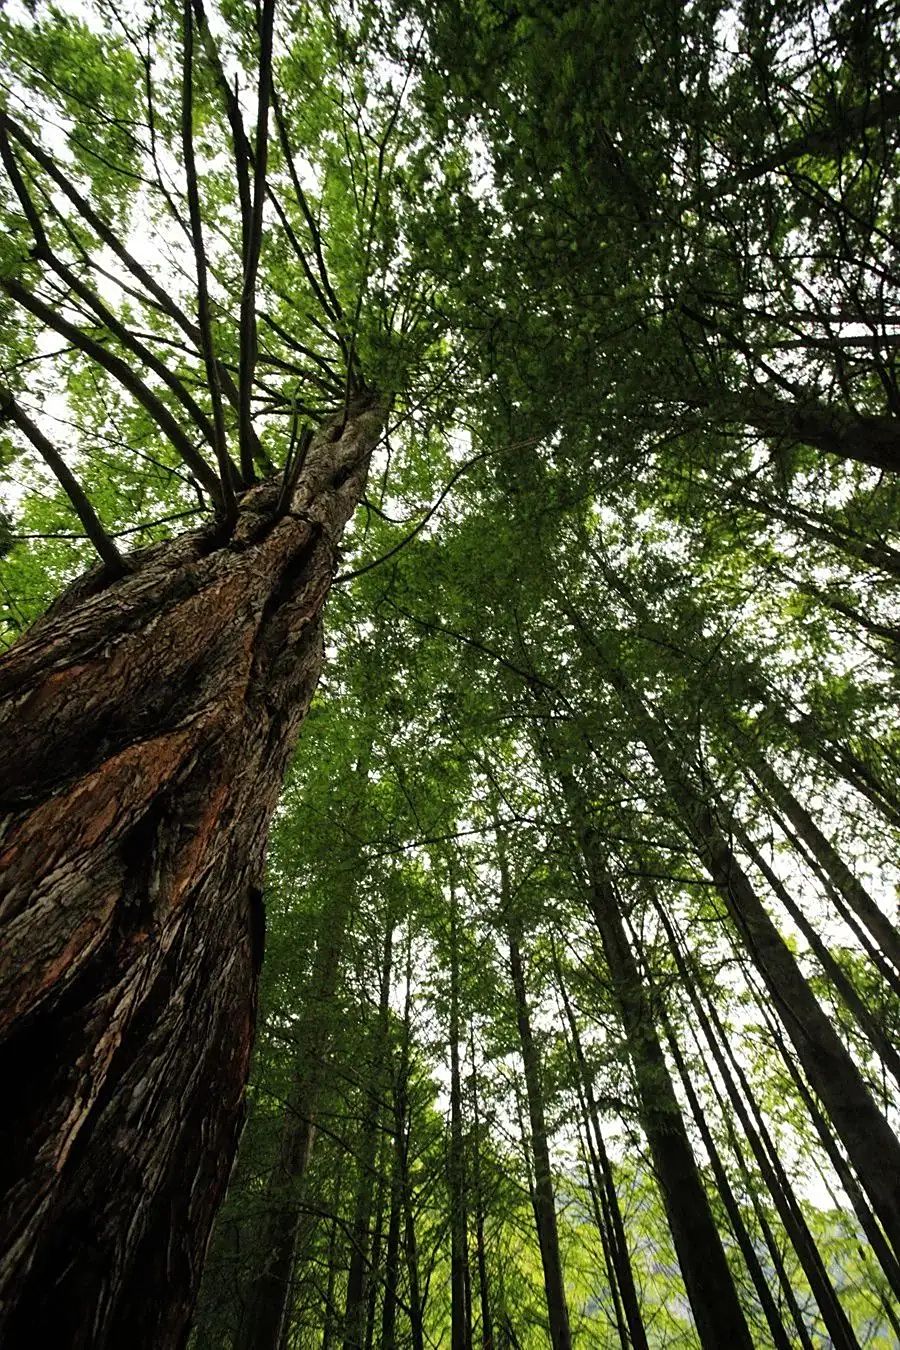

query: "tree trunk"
left=397, top=928, right=425, bottom=1350
left=753, top=987, right=900, bottom=1303
left=321, top=1171, right=345, bottom=1350
left=468, top=1032, right=494, bottom=1350
left=235, top=738, right=374, bottom=1350
left=379, top=1123, right=402, bottom=1350
left=654, top=1001, right=793, bottom=1350
left=733, top=819, right=900, bottom=1085
left=744, top=751, right=900, bottom=975
left=342, top=918, right=393, bottom=1350
left=733, top=386, right=900, bottom=475
left=596, top=660, right=900, bottom=1258
left=496, top=825, right=572, bottom=1350
left=552, top=945, right=648, bottom=1350
left=575, top=851, right=753, bottom=1348
left=0, top=403, right=382, bottom=1349
left=449, top=881, right=472, bottom=1350
left=657, top=905, right=861, bottom=1350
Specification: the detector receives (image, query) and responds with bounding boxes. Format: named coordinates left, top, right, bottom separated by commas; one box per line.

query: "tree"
left=4, top=0, right=900, bottom=1344
left=0, top=1, right=456, bottom=1341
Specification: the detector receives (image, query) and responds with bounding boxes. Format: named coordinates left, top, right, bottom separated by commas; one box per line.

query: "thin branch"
left=0, top=275, right=223, bottom=502
left=335, top=452, right=486, bottom=583
left=181, top=0, right=238, bottom=518
left=237, top=0, right=276, bottom=481
left=1, top=392, right=124, bottom=573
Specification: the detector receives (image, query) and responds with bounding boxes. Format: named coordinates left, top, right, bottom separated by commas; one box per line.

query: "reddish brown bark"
left=0, top=403, right=382, bottom=1349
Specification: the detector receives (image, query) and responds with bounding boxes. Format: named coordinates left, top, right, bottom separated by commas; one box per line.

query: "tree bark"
left=0, top=403, right=382, bottom=1349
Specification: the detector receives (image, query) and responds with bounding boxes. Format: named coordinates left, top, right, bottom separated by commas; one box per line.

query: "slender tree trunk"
left=342, top=919, right=394, bottom=1350
left=574, top=1101, right=631, bottom=1349
left=364, top=1136, right=388, bottom=1350
left=496, top=824, right=572, bottom=1350
left=468, top=1030, right=494, bottom=1350
left=449, top=882, right=473, bottom=1350
left=573, top=843, right=753, bottom=1348
left=237, top=772, right=370, bottom=1350
left=654, top=1001, right=793, bottom=1350
left=380, top=1120, right=402, bottom=1350
left=0, top=404, right=382, bottom=1350
left=656, top=905, right=861, bottom=1350
left=731, top=487, right=900, bottom=579
left=757, top=993, right=900, bottom=1302
left=714, top=1081, right=817, bottom=1350
left=595, top=659, right=900, bottom=1256
left=733, top=820, right=900, bottom=1085
left=787, top=710, right=900, bottom=829
left=396, top=928, right=425, bottom=1350
left=401, top=1165, right=424, bottom=1350
left=552, top=945, right=648, bottom=1350
left=321, top=1170, right=345, bottom=1350
left=744, top=751, right=900, bottom=974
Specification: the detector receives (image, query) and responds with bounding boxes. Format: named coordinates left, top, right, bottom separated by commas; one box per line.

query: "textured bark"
left=0, top=403, right=382, bottom=1349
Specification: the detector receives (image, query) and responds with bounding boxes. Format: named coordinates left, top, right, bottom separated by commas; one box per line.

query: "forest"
left=0, top=0, right=898, bottom=1345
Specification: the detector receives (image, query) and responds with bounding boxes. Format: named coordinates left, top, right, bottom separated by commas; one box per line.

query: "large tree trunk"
left=0, top=404, right=382, bottom=1349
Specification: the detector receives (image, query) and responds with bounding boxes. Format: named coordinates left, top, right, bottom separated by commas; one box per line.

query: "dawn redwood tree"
left=0, top=1, right=455, bottom=1342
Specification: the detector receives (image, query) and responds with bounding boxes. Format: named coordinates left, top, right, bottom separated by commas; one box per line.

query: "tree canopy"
left=1, top=0, right=899, bottom=1345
